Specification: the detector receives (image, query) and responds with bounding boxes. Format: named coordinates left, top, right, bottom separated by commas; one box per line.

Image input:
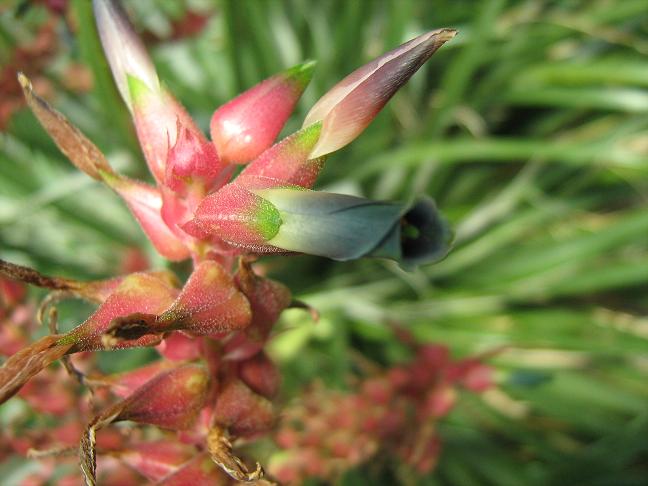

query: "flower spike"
left=210, top=61, right=316, bottom=164
left=304, top=29, right=456, bottom=158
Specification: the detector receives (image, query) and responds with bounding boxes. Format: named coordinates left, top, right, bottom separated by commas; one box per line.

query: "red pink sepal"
left=107, top=364, right=210, bottom=430
left=181, top=182, right=283, bottom=248
left=59, top=271, right=179, bottom=352
left=237, top=121, right=325, bottom=189
left=165, top=120, right=226, bottom=196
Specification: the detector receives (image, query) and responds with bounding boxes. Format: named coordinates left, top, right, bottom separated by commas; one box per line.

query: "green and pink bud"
left=181, top=182, right=283, bottom=247
left=127, top=76, right=206, bottom=186
left=94, top=0, right=215, bottom=189
left=185, top=186, right=452, bottom=267
left=303, top=29, right=456, bottom=158
left=92, top=0, right=159, bottom=110
left=210, top=61, right=316, bottom=164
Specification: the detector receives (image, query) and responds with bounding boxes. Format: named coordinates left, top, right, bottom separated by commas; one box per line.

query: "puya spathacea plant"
left=0, top=0, right=456, bottom=483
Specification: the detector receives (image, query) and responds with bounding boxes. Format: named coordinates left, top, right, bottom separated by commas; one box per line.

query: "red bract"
left=111, top=364, right=210, bottom=429
left=157, top=261, right=251, bottom=335
left=0, top=0, right=466, bottom=483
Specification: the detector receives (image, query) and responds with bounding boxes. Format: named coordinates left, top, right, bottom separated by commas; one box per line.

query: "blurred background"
left=1, top=0, right=648, bottom=484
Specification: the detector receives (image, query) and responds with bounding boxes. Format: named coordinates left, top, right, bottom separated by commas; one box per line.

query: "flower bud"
left=128, top=76, right=206, bottom=186
left=93, top=0, right=159, bottom=110
left=303, top=29, right=456, bottom=158
left=157, top=260, right=251, bottom=335
left=210, top=61, right=315, bottom=164
left=181, top=182, right=283, bottom=247
left=239, top=352, right=280, bottom=399
left=165, top=120, right=226, bottom=195
left=223, top=267, right=291, bottom=361
left=213, top=380, right=274, bottom=437
left=115, top=364, right=209, bottom=430
left=61, top=272, right=178, bottom=352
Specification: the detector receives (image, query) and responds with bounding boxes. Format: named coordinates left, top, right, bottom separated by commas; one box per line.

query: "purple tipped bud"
left=303, top=29, right=456, bottom=158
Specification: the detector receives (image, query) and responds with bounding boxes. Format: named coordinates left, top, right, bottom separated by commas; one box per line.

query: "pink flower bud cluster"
left=272, top=342, right=494, bottom=483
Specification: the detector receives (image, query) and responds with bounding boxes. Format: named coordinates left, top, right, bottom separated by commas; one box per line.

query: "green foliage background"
left=1, top=0, right=648, bottom=484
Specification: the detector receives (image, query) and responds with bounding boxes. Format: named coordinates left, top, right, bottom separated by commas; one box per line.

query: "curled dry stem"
left=207, top=426, right=264, bottom=482
left=79, top=407, right=122, bottom=486
left=288, top=299, right=320, bottom=322
left=37, top=290, right=74, bottom=327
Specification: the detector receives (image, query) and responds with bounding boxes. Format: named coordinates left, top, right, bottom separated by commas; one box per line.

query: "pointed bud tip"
left=434, top=28, right=458, bottom=43
left=284, top=60, right=317, bottom=88
left=16, top=71, right=30, bottom=90
left=93, top=0, right=159, bottom=109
